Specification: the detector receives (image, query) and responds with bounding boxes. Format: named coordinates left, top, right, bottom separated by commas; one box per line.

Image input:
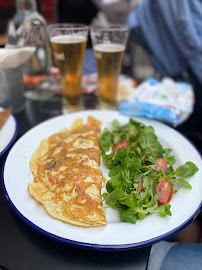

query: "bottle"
left=6, top=0, right=51, bottom=79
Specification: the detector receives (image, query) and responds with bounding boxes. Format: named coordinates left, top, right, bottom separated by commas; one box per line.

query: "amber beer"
left=94, top=43, right=125, bottom=106
left=51, top=35, right=87, bottom=107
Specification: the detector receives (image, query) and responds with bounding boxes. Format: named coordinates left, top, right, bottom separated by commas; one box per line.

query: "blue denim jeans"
left=147, top=241, right=202, bottom=270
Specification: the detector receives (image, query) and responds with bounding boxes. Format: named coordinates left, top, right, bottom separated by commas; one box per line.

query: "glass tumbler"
left=47, top=24, right=88, bottom=113
left=90, top=25, right=129, bottom=109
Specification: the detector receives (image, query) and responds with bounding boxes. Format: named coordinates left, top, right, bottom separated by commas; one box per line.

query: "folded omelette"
left=28, top=116, right=107, bottom=227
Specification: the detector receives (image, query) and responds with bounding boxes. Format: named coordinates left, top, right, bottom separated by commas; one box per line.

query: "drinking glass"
left=47, top=24, right=88, bottom=112
left=90, top=25, right=129, bottom=109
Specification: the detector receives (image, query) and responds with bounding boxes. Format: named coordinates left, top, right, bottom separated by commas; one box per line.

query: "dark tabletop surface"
left=0, top=74, right=202, bottom=270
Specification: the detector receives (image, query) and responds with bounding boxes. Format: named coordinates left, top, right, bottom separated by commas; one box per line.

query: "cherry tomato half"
left=112, top=139, right=130, bottom=153
left=156, top=181, right=173, bottom=204
left=155, top=158, right=167, bottom=171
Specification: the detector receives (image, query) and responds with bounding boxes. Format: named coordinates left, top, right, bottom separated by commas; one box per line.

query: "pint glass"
left=90, top=25, right=129, bottom=109
left=47, top=24, right=88, bottom=112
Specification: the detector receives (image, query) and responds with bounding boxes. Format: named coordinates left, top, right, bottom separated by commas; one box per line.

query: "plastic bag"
left=119, top=77, right=195, bottom=127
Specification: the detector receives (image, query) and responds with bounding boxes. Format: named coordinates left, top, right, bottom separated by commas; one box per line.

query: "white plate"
left=3, top=110, right=202, bottom=250
left=0, top=107, right=18, bottom=157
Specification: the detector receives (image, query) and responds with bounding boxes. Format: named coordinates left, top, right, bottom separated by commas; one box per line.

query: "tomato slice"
left=156, top=181, right=173, bottom=204
left=155, top=158, right=167, bottom=171
left=112, top=139, right=130, bottom=153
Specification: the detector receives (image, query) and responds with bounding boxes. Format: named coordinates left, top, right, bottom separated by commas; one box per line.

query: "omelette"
left=28, top=116, right=107, bottom=227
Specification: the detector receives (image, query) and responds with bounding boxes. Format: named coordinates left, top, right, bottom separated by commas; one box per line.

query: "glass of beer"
left=90, top=25, right=129, bottom=109
left=47, top=24, right=88, bottom=112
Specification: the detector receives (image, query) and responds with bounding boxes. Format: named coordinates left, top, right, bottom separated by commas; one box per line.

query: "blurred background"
left=0, top=0, right=155, bottom=82
left=1, top=0, right=201, bottom=85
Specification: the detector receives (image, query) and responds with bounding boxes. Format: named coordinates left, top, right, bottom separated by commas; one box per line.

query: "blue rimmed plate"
left=0, top=107, right=18, bottom=157
left=3, top=110, right=202, bottom=250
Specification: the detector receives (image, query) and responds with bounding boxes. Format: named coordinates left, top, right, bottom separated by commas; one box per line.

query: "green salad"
left=100, top=118, right=199, bottom=224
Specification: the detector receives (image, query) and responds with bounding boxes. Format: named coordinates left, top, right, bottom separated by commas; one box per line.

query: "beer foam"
left=94, top=43, right=124, bottom=52
left=51, top=34, right=86, bottom=44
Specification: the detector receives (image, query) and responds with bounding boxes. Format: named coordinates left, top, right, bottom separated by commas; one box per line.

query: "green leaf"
left=165, top=156, right=176, bottom=164
left=105, top=189, right=128, bottom=206
left=163, top=148, right=176, bottom=164
left=163, top=148, right=172, bottom=156
left=102, top=193, right=108, bottom=200
left=120, top=208, right=137, bottom=224
left=146, top=201, right=158, bottom=212
left=122, top=157, right=143, bottom=169
left=106, top=181, right=114, bottom=193
left=113, top=132, right=123, bottom=144
left=108, top=167, right=121, bottom=177
left=112, top=119, right=120, bottom=129
left=175, top=161, right=199, bottom=178
left=125, top=193, right=137, bottom=208
left=176, top=164, right=192, bottom=177
left=139, top=132, right=163, bottom=157
left=129, top=118, right=143, bottom=127
left=148, top=179, right=157, bottom=197
left=138, top=213, right=146, bottom=219
left=143, top=126, right=155, bottom=134
left=100, top=129, right=112, bottom=152
left=121, top=169, right=134, bottom=188
left=131, top=206, right=148, bottom=214
left=102, top=153, right=114, bottom=169
left=175, top=178, right=192, bottom=189
left=150, top=204, right=172, bottom=217
left=184, top=162, right=199, bottom=177
left=143, top=194, right=160, bottom=208
left=143, top=176, right=150, bottom=189
left=110, top=176, right=123, bottom=190
left=137, top=189, right=150, bottom=206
